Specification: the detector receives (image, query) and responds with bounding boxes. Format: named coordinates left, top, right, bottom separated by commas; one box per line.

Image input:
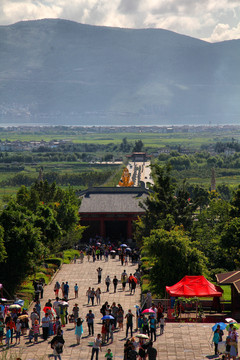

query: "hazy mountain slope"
left=0, top=19, right=239, bottom=125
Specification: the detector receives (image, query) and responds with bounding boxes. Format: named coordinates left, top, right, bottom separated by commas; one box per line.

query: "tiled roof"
left=216, top=271, right=240, bottom=284
left=78, top=187, right=149, bottom=214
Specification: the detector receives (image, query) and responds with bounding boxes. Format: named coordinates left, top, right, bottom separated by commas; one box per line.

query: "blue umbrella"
left=120, top=244, right=127, bottom=247
left=101, top=315, right=114, bottom=320
left=212, top=322, right=227, bottom=332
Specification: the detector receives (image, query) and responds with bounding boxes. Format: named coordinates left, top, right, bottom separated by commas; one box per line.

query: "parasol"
left=0, top=298, right=8, bottom=302
left=110, top=250, right=116, bottom=253
left=225, top=318, right=237, bottom=323
left=59, top=301, right=69, bottom=307
left=212, top=322, right=227, bottom=332
left=126, top=248, right=132, bottom=251
left=43, top=306, right=52, bottom=313
left=141, top=308, right=155, bottom=314
left=14, top=299, right=25, bottom=307
left=135, top=334, right=149, bottom=339
left=9, top=304, right=21, bottom=310
left=101, top=315, right=114, bottom=320
left=226, top=323, right=240, bottom=330
left=18, top=314, right=29, bottom=320
left=120, top=244, right=128, bottom=247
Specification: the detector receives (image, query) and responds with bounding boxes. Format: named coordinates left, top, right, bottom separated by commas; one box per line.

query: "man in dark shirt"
left=147, top=341, right=157, bottom=360
left=125, top=309, right=134, bottom=338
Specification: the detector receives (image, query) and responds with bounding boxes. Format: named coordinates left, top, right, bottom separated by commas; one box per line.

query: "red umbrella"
left=131, top=276, right=138, bottom=284
left=43, top=306, right=52, bottom=313
left=142, top=308, right=155, bottom=314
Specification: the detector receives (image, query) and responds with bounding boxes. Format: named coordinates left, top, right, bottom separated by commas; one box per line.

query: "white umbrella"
left=225, top=317, right=237, bottom=323
left=135, top=334, right=149, bottom=339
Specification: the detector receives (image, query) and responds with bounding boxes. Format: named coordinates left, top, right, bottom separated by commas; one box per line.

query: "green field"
left=2, top=127, right=240, bottom=149
left=1, top=126, right=240, bottom=201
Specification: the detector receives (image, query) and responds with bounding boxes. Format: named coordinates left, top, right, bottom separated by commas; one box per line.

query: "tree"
left=0, top=226, right=6, bottom=263
left=143, top=227, right=207, bottom=295
left=220, top=217, right=240, bottom=269
left=0, top=202, right=44, bottom=292
left=135, top=164, right=197, bottom=242
left=133, top=140, right=144, bottom=152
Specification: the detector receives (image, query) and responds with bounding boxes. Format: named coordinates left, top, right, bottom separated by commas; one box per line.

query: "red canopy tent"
left=166, top=275, right=223, bottom=297
left=166, top=276, right=223, bottom=320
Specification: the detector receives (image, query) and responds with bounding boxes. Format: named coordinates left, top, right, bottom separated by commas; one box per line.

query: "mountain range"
left=0, top=19, right=240, bottom=126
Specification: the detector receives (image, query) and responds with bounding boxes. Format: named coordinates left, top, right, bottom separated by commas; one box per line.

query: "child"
left=160, top=314, right=165, bottom=335
left=5, top=326, right=11, bottom=348
left=105, top=348, right=113, bottom=360
left=33, top=320, right=40, bottom=343
left=28, top=327, right=34, bottom=343
left=75, top=318, right=83, bottom=345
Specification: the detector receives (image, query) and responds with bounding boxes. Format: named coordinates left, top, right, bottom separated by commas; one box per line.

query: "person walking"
left=147, top=341, right=157, bottom=360
left=125, top=309, right=134, bottom=339
left=86, top=287, right=91, bottom=305
left=86, top=310, right=95, bottom=336
left=50, top=328, right=65, bottom=360
left=97, top=267, right=103, bottom=284
left=72, top=304, right=79, bottom=326
left=96, top=288, right=101, bottom=305
left=149, top=315, right=157, bottom=342
left=74, top=283, right=79, bottom=298
left=91, top=333, right=102, bottom=360
left=121, top=270, right=128, bottom=291
left=90, top=288, right=96, bottom=306
left=63, top=282, right=69, bottom=299
left=75, top=317, right=84, bottom=345
left=105, top=276, right=111, bottom=292
left=42, top=313, right=50, bottom=340
left=113, top=276, right=118, bottom=293
left=54, top=281, right=61, bottom=297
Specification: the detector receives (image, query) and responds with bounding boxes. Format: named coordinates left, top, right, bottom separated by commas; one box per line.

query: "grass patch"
left=63, top=249, right=79, bottom=264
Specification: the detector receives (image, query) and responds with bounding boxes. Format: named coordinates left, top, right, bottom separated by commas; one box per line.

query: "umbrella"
left=212, top=322, right=227, bottom=332
left=9, top=304, right=21, bottom=310
left=0, top=298, right=8, bottom=302
left=135, top=334, right=149, bottom=339
left=18, top=314, right=28, bottom=320
left=120, top=244, right=128, bottom=247
left=126, top=248, right=132, bottom=251
left=130, top=276, right=137, bottom=284
left=59, top=301, right=69, bottom=307
left=43, top=306, right=52, bottom=313
left=226, top=323, right=240, bottom=330
left=14, top=299, right=24, bottom=307
left=110, top=250, right=116, bottom=253
left=142, top=308, right=155, bottom=314
left=101, top=315, right=114, bottom=320
left=225, top=318, right=237, bottom=323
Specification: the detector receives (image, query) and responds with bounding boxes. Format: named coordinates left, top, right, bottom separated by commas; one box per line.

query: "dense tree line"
left=0, top=170, right=114, bottom=187
left=0, top=181, right=84, bottom=294
left=0, top=138, right=145, bottom=163
left=158, top=150, right=240, bottom=170
left=136, top=164, right=240, bottom=295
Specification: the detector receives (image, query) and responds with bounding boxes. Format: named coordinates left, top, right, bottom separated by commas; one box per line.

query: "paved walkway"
left=3, top=257, right=216, bottom=360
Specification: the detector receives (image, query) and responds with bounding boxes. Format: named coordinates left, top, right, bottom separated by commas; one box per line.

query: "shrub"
left=45, top=257, right=63, bottom=267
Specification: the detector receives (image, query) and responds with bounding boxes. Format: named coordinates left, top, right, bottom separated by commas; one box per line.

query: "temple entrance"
left=105, top=220, right=127, bottom=241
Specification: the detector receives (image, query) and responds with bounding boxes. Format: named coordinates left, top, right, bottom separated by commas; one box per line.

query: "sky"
left=0, top=0, right=240, bottom=42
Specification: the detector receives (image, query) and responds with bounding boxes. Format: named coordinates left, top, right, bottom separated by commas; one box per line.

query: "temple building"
left=78, top=186, right=149, bottom=241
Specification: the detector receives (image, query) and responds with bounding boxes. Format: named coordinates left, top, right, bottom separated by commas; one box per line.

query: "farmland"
left=1, top=125, right=240, bottom=203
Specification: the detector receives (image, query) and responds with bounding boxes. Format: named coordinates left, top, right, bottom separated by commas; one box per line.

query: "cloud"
left=0, top=0, right=240, bottom=42
left=207, top=22, right=240, bottom=42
